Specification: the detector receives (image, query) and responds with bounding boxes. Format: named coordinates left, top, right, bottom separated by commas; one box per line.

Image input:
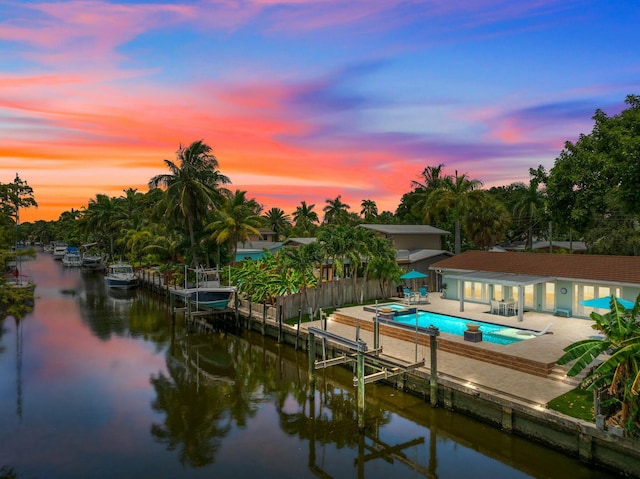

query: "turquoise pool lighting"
left=391, top=311, right=528, bottom=346
left=376, top=303, right=407, bottom=311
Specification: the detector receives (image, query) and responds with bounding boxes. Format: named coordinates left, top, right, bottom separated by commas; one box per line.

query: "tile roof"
left=431, top=251, right=640, bottom=285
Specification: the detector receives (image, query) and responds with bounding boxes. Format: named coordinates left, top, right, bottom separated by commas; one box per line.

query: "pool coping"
left=332, top=310, right=556, bottom=378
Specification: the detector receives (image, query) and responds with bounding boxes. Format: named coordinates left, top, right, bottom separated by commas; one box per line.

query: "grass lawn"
left=547, top=387, right=594, bottom=422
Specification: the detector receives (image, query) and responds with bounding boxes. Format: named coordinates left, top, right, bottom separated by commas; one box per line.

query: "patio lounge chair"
left=418, top=287, right=429, bottom=304
left=516, top=323, right=553, bottom=337
left=402, top=287, right=414, bottom=304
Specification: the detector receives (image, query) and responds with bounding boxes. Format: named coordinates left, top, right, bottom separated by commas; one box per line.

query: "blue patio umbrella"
left=400, top=269, right=428, bottom=280
left=400, top=269, right=428, bottom=289
left=580, top=295, right=635, bottom=310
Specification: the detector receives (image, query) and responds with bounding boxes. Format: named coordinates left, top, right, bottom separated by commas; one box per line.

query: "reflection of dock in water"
left=358, top=436, right=429, bottom=477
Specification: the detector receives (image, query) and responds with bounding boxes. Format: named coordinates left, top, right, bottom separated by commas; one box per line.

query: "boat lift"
left=307, top=320, right=440, bottom=430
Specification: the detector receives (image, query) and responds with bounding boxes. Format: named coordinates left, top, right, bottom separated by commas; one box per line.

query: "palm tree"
left=323, top=195, right=350, bottom=224
left=398, top=163, right=448, bottom=223
left=263, top=207, right=291, bottom=241
left=55, top=208, right=82, bottom=246
left=141, top=225, right=182, bottom=263
left=411, top=163, right=447, bottom=190
left=557, top=296, right=640, bottom=436
left=366, top=236, right=402, bottom=297
left=512, top=167, right=547, bottom=249
left=80, top=194, right=123, bottom=259
left=120, top=228, right=152, bottom=265
left=148, top=140, right=230, bottom=266
left=464, top=194, right=511, bottom=249
left=292, top=201, right=319, bottom=237
left=360, top=199, right=378, bottom=221
left=119, top=188, right=145, bottom=231
left=423, top=170, right=484, bottom=255
left=205, top=190, right=263, bottom=264
left=281, top=242, right=322, bottom=315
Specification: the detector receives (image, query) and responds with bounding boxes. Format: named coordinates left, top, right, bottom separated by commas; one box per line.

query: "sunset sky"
left=2, top=1, right=639, bottom=222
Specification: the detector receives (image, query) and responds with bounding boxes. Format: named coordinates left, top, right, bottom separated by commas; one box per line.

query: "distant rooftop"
left=359, top=224, right=450, bottom=235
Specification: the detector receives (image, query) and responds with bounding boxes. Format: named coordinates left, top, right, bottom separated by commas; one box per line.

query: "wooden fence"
left=241, top=277, right=395, bottom=320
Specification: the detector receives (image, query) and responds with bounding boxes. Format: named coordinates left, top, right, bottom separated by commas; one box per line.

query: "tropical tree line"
left=4, top=94, right=640, bottom=267
left=231, top=225, right=401, bottom=313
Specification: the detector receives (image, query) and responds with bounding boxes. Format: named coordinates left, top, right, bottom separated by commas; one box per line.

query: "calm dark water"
left=0, top=253, right=618, bottom=478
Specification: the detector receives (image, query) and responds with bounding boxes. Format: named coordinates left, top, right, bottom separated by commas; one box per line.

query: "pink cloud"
left=0, top=1, right=196, bottom=66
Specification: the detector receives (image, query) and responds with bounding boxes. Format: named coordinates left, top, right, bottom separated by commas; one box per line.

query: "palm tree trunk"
left=187, top=216, right=198, bottom=267
left=455, top=219, right=461, bottom=255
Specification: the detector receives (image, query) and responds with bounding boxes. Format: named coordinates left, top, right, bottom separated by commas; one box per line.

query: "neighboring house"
left=233, top=228, right=282, bottom=261
left=247, top=228, right=278, bottom=242
left=359, top=224, right=452, bottom=292
left=235, top=240, right=283, bottom=262
left=430, top=250, right=640, bottom=321
left=282, top=237, right=317, bottom=247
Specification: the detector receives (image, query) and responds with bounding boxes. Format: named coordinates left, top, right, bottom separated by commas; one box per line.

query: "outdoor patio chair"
left=490, top=300, right=500, bottom=314
left=402, top=287, right=414, bottom=304
left=418, top=287, right=429, bottom=304
left=516, top=323, right=553, bottom=337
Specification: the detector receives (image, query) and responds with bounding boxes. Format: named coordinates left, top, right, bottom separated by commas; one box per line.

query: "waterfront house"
left=234, top=240, right=283, bottom=262
left=358, top=224, right=452, bottom=292
left=430, top=250, right=640, bottom=321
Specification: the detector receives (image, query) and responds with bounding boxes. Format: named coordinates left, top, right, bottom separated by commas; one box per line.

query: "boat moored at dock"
left=104, top=263, right=138, bottom=289
left=52, top=242, right=68, bottom=260
left=62, top=247, right=82, bottom=267
left=172, top=267, right=236, bottom=310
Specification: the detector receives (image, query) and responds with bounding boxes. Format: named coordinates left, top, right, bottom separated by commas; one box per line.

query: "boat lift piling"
left=295, top=309, right=302, bottom=350
left=425, top=325, right=440, bottom=407
left=308, top=326, right=427, bottom=431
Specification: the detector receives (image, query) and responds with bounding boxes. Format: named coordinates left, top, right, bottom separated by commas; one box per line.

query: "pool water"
left=391, top=311, right=528, bottom=346
left=376, top=303, right=408, bottom=311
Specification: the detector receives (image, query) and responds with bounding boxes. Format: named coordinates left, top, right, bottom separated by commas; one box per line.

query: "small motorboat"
left=104, top=263, right=138, bottom=289
left=172, top=266, right=236, bottom=310
left=62, top=247, right=82, bottom=267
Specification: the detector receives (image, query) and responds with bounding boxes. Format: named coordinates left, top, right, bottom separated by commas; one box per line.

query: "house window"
left=574, top=283, right=621, bottom=316
left=464, top=281, right=486, bottom=301
left=511, top=285, right=535, bottom=309
left=493, top=284, right=503, bottom=300
left=542, top=282, right=555, bottom=312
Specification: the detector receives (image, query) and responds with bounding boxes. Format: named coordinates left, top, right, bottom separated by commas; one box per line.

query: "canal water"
left=0, top=253, right=618, bottom=478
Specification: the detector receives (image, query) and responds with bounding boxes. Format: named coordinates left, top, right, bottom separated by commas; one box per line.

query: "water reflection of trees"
left=76, top=275, right=172, bottom=346
left=149, top=328, right=399, bottom=472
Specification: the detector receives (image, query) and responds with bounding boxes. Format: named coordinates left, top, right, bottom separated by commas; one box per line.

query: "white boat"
left=80, top=243, right=105, bottom=272
left=52, top=242, right=68, bottom=260
left=104, top=263, right=138, bottom=289
left=62, top=247, right=82, bottom=267
left=172, top=267, right=236, bottom=310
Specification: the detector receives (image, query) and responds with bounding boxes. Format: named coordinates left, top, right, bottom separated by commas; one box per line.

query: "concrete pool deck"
left=299, top=295, right=598, bottom=407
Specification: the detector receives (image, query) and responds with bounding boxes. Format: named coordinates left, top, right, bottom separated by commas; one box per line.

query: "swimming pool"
left=389, top=310, right=529, bottom=346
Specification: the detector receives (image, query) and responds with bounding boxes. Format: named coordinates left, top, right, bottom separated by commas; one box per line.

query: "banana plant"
left=557, top=295, right=640, bottom=435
